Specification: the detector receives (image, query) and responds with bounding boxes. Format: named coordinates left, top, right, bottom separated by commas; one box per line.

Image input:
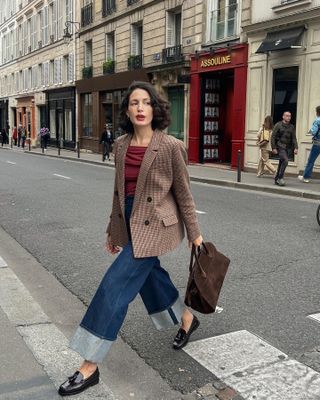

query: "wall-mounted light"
left=63, top=21, right=80, bottom=45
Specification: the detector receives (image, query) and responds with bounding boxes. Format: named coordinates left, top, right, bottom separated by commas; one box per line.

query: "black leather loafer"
left=58, top=367, right=100, bottom=396
left=173, top=315, right=200, bottom=350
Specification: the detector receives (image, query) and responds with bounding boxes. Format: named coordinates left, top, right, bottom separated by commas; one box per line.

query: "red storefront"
left=188, top=44, right=248, bottom=168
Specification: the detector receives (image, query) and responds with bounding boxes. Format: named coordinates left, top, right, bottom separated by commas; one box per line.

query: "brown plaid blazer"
left=106, top=131, right=201, bottom=258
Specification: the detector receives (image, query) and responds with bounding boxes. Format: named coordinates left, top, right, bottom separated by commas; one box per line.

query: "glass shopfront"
left=47, top=88, right=76, bottom=148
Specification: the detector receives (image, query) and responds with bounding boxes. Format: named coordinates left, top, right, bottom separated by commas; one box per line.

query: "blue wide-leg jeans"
left=303, top=141, right=320, bottom=179
left=70, top=196, right=184, bottom=363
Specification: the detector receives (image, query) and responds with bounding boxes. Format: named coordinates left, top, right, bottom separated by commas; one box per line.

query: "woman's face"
left=127, top=88, right=153, bottom=130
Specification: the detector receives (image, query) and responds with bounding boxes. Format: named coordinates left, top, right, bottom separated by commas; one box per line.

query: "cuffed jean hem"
left=69, top=326, right=114, bottom=363
left=149, top=296, right=185, bottom=330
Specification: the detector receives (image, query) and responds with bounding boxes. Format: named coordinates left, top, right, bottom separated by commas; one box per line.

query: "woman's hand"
left=105, top=234, right=120, bottom=254
left=189, top=235, right=203, bottom=248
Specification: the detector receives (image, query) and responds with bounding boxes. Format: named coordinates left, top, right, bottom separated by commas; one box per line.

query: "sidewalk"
left=2, top=145, right=320, bottom=199
left=28, top=147, right=320, bottom=200
left=0, top=227, right=244, bottom=400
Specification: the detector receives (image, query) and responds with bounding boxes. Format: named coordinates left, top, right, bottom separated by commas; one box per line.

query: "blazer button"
left=144, top=220, right=150, bottom=226
left=115, top=191, right=119, bottom=196
left=147, top=197, right=152, bottom=202
left=118, top=214, right=122, bottom=218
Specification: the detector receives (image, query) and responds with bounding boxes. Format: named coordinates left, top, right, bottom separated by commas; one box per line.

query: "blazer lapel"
left=116, top=134, right=131, bottom=215
left=132, top=130, right=165, bottom=214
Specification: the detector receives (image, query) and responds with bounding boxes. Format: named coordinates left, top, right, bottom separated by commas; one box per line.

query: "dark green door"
left=168, top=86, right=184, bottom=140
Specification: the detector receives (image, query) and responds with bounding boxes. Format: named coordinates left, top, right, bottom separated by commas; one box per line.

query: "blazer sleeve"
left=171, top=140, right=201, bottom=242
left=105, top=140, right=119, bottom=234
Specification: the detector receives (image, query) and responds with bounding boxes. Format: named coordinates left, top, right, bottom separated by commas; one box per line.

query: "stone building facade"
left=75, top=0, right=204, bottom=152
left=243, top=0, right=320, bottom=176
left=0, top=0, right=76, bottom=147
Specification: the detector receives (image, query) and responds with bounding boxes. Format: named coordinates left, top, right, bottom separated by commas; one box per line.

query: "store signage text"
left=200, top=55, right=231, bottom=68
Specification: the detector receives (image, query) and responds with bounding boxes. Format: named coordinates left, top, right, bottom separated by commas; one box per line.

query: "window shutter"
left=59, top=57, right=62, bottom=83
left=166, top=12, right=175, bottom=47
left=52, top=1, right=57, bottom=40
left=54, top=59, right=58, bottom=84
left=68, top=53, right=74, bottom=81
left=131, top=25, right=138, bottom=55
left=106, top=34, right=114, bottom=60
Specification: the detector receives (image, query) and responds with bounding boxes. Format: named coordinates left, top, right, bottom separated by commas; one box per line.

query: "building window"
left=49, top=59, right=54, bottom=85
left=131, top=23, right=143, bottom=56
left=82, top=94, right=93, bottom=137
left=85, top=40, right=93, bottom=67
left=271, top=66, right=299, bottom=160
left=106, top=32, right=115, bottom=60
left=103, top=0, right=116, bottom=16
left=209, top=0, right=238, bottom=42
left=166, top=10, right=181, bottom=47
left=81, top=1, right=93, bottom=27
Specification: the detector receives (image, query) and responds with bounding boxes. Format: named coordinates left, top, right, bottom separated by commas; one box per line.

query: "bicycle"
left=317, top=204, right=320, bottom=226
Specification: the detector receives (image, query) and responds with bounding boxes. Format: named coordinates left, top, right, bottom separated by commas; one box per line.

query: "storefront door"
left=168, top=87, right=184, bottom=140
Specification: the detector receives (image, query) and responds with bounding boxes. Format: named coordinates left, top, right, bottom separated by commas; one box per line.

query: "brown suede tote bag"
left=184, top=242, right=230, bottom=314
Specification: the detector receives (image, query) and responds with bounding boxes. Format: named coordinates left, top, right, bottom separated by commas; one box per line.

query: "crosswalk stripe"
left=308, top=313, right=320, bottom=323
left=0, top=261, right=115, bottom=399
left=0, top=256, right=8, bottom=268
left=53, top=173, right=71, bottom=180
left=184, top=330, right=320, bottom=399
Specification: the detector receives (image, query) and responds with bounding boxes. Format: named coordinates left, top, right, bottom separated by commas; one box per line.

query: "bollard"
left=11, top=138, right=13, bottom=148
left=42, top=145, right=44, bottom=154
left=58, top=142, right=61, bottom=156
left=237, top=150, right=242, bottom=183
left=28, top=137, right=31, bottom=151
left=77, top=141, right=80, bottom=158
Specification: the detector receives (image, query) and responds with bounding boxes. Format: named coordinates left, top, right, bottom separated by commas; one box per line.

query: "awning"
left=256, top=26, right=305, bottom=54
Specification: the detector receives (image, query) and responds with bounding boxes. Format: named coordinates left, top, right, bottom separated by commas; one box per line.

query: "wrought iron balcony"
left=81, top=3, right=93, bottom=27
left=162, top=45, right=184, bottom=64
left=102, top=0, right=116, bottom=16
left=128, top=54, right=143, bottom=70
left=127, top=0, right=139, bottom=5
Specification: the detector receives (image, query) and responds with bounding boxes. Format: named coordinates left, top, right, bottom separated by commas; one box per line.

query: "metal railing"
left=128, top=54, right=143, bottom=70
left=127, top=0, right=139, bottom=5
left=81, top=3, right=93, bottom=27
left=162, top=45, right=184, bottom=64
left=102, top=0, right=116, bottom=16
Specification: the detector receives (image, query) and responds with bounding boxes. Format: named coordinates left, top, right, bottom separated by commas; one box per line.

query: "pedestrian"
left=38, top=126, right=50, bottom=152
left=1, top=128, right=9, bottom=146
left=21, top=126, right=26, bottom=149
left=12, top=126, right=18, bottom=146
left=271, top=111, right=298, bottom=186
left=99, top=123, right=113, bottom=161
left=58, top=81, right=203, bottom=396
left=17, top=125, right=22, bottom=147
left=298, top=105, right=320, bottom=183
left=256, top=115, right=276, bottom=177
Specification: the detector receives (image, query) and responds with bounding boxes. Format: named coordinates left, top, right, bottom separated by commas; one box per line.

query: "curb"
left=5, top=149, right=320, bottom=201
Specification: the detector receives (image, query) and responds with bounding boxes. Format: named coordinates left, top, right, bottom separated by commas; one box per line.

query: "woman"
left=256, top=115, right=276, bottom=177
left=58, top=81, right=203, bottom=396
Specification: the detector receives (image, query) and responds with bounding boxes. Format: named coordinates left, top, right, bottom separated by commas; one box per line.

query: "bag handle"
left=189, top=243, right=207, bottom=278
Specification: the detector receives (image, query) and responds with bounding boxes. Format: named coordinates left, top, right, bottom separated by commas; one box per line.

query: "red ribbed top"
left=125, top=146, right=148, bottom=196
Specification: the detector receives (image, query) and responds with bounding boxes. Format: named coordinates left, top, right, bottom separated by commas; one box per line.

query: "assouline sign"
left=200, top=55, right=231, bottom=68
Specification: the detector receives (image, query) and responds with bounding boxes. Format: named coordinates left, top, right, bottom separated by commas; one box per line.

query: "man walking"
left=271, top=111, right=298, bottom=186
left=298, top=105, right=320, bottom=183
left=99, top=123, right=113, bottom=161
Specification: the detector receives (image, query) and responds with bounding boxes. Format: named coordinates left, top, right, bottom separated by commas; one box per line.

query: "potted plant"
left=82, top=66, right=93, bottom=78
left=103, top=59, right=115, bottom=74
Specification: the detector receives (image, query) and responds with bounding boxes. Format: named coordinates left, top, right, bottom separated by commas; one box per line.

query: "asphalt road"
left=1, top=149, right=320, bottom=394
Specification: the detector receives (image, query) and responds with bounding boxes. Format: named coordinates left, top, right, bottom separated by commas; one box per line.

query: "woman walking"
left=58, top=81, right=203, bottom=396
left=256, top=115, right=276, bottom=177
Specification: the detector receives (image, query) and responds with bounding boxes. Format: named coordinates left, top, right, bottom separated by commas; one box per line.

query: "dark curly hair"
left=119, top=81, right=171, bottom=133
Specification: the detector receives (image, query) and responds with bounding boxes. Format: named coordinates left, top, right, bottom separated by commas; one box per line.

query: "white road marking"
left=0, top=262, right=115, bottom=399
left=184, top=330, right=320, bottom=399
left=53, top=173, right=71, bottom=180
left=6, top=161, right=16, bottom=165
left=308, top=313, right=320, bottom=323
left=196, top=210, right=206, bottom=214
left=0, top=256, right=8, bottom=268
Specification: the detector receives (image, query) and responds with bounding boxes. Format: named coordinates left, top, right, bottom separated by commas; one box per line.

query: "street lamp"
left=63, top=21, right=80, bottom=45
